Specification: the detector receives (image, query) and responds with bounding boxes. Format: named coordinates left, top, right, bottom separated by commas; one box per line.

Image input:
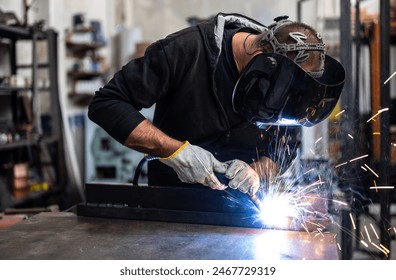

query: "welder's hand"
left=224, top=160, right=260, bottom=195
left=159, top=141, right=228, bottom=190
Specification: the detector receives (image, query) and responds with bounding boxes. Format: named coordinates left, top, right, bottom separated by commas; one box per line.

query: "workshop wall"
left=128, top=0, right=300, bottom=42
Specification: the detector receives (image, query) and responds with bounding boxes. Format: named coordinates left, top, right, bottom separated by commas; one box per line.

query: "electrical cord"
left=132, top=155, right=158, bottom=186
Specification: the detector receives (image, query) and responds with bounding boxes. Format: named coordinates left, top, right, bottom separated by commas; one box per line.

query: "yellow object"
left=160, top=141, right=189, bottom=160
left=328, top=102, right=341, bottom=121
left=30, top=182, right=49, bottom=192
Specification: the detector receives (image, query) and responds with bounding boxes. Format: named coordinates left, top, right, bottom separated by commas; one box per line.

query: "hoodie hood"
left=199, top=13, right=267, bottom=57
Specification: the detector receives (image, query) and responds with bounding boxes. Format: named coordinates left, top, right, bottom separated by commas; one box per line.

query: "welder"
left=88, top=13, right=345, bottom=199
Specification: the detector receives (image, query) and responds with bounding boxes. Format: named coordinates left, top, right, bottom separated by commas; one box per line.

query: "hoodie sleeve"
left=88, top=41, right=171, bottom=144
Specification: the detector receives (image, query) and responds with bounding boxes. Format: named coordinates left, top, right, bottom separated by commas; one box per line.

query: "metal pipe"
left=339, top=0, right=354, bottom=260
left=353, top=4, right=364, bottom=252
left=354, top=0, right=361, bottom=133
left=379, top=0, right=391, bottom=259
left=31, top=32, right=41, bottom=136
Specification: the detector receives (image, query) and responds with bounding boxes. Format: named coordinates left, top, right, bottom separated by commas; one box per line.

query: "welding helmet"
left=232, top=52, right=345, bottom=127
left=232, top=15, right=345, bottom=127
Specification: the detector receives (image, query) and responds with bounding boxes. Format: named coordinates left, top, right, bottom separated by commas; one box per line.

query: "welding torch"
left=215, top=173, right=262, bottom=211
left=133, top=155, right=262, bottom=211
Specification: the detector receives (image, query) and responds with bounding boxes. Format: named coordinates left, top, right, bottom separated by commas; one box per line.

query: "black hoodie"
left=88, top=13, right=298, bottom=185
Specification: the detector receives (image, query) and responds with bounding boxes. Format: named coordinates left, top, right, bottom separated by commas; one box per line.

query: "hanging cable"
left=132, top=155, right=158, bottom=186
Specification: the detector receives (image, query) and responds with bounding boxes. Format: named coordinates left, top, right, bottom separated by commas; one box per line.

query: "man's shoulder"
left=156, top=24, right=214, bottom=59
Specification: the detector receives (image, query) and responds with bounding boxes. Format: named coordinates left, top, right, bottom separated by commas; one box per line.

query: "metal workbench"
left=0, top=212, right=339, bottom=260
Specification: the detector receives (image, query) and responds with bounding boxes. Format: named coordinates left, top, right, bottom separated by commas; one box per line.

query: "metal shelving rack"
left=297, top=0, right=394, bottom=260
left=0, top=24, right=67, bottom=210
left=338, top=0, right=395, bottom=260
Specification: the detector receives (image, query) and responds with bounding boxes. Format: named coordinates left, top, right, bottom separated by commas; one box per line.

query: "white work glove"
left=224, top=160, right=260, bottom=195
left=159, top=141, right=228, bottom=190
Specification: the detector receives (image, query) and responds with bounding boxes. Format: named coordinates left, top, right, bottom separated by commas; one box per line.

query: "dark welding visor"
left=232, top=53, right=345, bottom=128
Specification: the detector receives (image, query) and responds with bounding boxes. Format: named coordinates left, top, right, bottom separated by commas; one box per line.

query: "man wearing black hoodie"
left=88, top=13, right=344, bottom=199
